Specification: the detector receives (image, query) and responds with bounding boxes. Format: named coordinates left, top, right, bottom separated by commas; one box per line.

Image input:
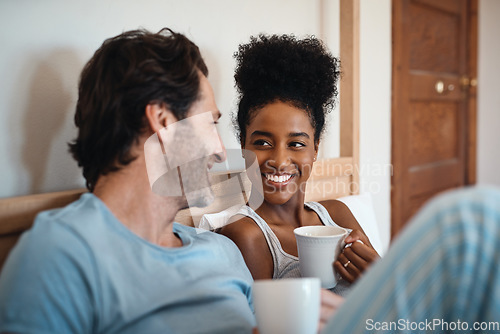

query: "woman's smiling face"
left=243, top=101, right=318, bottom=205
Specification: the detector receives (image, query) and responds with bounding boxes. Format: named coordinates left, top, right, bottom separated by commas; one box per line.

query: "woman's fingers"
left=342, top=244, right=377, bottom=273
left=335, top=253, right=360, bottom=282
left=335, top=241, right=380, bottom=282
left=344, top=229, right=369, bottom=245
left=334, top=260, right=354, bottom=283
left=332, top=230, right=381, bottom=283
left=347, top=241, right=380, bottom=263
left=342, top=246, right=366, bottom=269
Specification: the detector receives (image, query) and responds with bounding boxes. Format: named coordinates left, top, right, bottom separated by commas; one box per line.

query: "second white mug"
left=252, top=278, right=320, bottom=334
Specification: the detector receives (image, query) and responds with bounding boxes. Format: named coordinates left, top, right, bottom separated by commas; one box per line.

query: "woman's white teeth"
left=266, top=174, right=292, bottom=183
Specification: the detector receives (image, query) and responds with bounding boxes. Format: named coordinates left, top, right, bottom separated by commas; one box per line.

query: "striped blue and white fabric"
left=323, top=186, right=500, bottom=333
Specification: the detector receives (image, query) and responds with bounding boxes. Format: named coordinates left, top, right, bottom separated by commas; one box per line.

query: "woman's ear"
left=314, top=140, right=320, bottom=161
left=145, top=103, right=178, bottom=133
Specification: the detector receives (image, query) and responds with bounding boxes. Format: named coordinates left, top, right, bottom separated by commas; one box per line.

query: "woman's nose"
left=270, top=147, right=290, bottom=170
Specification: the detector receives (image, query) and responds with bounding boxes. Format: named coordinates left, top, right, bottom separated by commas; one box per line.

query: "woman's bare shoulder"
left=219, top=214, right=264, bottom=245
left=319, top=199, right=350, bottom=213
left=318, top=199, right=360, bottom=230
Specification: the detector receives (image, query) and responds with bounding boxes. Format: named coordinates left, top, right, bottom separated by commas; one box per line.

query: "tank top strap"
left=304, top=201, right=338, bottom=227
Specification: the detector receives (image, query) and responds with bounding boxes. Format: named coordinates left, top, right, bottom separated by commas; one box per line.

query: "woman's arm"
left=219, top=217, right=274, bottom=280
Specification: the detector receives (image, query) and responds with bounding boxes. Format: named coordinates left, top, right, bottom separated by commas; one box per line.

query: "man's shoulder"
left=35, top=193, right=100, bottom=224
left=2, top=196, right=100, bottom=281
left=32, top=193, right=112, bottom=236
left=17, top=193, right=109, bottom=255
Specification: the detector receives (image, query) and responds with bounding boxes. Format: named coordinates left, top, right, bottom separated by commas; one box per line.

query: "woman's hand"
left=319, top=289, right=344, bottom=332
left=334, top=229, right=380, bottom=283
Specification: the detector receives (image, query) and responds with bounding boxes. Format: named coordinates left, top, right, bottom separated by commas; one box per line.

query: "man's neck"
left=93, top=159, right=183, bottom=248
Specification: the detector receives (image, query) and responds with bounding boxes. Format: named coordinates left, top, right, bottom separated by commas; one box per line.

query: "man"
left=0, top=28, right=255, bottom=333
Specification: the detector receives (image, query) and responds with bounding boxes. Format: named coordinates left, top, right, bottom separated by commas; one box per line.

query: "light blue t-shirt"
left=0, top=193, right=256, bottom=334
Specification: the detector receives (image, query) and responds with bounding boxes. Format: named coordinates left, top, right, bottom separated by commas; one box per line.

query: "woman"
left=219, top=34, right=379, bottom=293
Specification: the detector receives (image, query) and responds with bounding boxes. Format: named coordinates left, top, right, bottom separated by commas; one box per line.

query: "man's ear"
left=145, top=103, right=178, bottom=133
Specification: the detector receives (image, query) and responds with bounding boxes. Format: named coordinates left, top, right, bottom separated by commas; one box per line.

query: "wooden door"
left=391, top=0, right=477, bottom=238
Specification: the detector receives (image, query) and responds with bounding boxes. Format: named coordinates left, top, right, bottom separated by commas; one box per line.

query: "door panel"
left=391, top=0, right=476, bottom=237
left=409, top=2, right=462, bottom=73
left=409, top=102, right=459, bottom=166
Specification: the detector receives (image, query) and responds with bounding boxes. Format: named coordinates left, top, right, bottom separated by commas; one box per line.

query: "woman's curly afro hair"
left=234, top=34, right=341, bottom=144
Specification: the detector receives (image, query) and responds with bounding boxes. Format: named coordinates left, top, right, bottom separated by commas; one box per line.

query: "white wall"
left=359, top=0, right=392, bottom=251
left=478, top=0, right=500, bottom=186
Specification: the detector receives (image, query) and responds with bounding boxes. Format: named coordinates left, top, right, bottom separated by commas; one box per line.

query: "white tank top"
left=235, top=202, right=351, bottom=296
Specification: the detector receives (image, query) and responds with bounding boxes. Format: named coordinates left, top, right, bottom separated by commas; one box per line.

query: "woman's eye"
left=253, top=139, right=271, bottom=147
left=290, top=142, right=306, bottom=148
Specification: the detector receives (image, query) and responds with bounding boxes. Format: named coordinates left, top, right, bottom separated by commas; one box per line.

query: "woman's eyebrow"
left=250, top=130, right=272, bottom=137
left=289, top=132, right=310, bottom=139
left=250, top=131, right=310, bottom=139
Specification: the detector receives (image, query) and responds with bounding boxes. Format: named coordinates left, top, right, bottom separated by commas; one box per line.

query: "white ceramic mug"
left=294, top=225, right=349, bottom=289
left=252, top=278, right=320, bottom=334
